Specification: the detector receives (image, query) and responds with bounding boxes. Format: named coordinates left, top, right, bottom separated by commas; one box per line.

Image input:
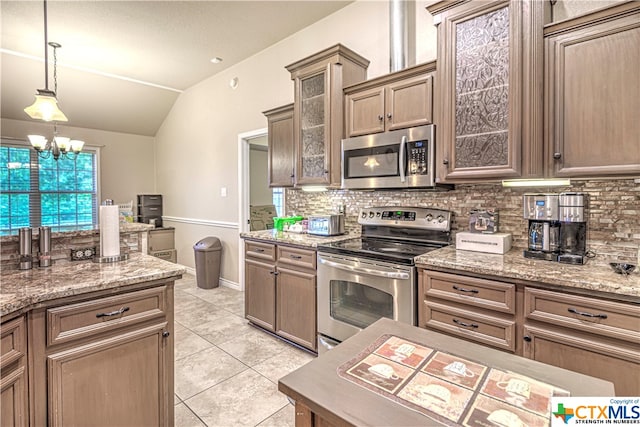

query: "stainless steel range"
left=316, top=206, right=452, bottom=353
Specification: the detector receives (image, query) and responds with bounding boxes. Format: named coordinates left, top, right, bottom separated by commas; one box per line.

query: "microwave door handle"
left=319, top=258, right=410, bottom=280
left=399, top=135, right=407, bottom=182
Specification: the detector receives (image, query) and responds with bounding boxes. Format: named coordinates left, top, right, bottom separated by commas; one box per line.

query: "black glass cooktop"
left=317, top=237, right=445, bottom=265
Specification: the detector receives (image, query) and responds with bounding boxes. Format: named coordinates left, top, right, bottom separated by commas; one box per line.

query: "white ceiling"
left=1, top=1, right=352, bottom=136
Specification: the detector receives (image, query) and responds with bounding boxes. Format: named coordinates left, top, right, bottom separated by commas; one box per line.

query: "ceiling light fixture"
left=23, top=0, right=68, bottom=122
left=28, top=125, right=85, bottom=161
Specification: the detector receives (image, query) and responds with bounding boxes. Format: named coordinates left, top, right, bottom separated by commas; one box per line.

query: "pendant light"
left=23, top=0, right=68, bottom=122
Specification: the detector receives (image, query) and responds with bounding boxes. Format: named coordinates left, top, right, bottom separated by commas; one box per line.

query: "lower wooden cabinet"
left=28, top=281, right=175, bottom=426
left=419, top=268, right=640, bottom=395
left=244, top=240, right=317, bottom=351
left=1, top=315, right=28, bottom=427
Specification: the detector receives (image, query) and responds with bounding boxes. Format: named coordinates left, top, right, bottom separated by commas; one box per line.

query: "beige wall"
left=1, top=118, right=156, bottom=205
left=155, top=0, right=439, bottom=282
left=249, top=146, right=272, bottom=207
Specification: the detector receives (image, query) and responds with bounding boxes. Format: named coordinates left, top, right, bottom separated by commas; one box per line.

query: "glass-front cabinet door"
left=296, top=66, right=330, bottom=185
left=428, top=0, right=547, bottom=181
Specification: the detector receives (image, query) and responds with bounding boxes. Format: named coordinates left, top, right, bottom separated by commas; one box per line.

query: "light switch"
left=221, top=187, right=227, bottom=197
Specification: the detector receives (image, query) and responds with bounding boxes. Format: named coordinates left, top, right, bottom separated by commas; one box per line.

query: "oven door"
left=317, top=252, right=416, bottom=343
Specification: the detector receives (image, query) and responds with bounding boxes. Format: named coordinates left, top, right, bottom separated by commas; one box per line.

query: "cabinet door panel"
left=1, top=366, right=28, bottom=427
left=523, top=324, right=640, bottom=396
left=276, top=266, right=317, bottom=351
left=545, top=10, right=640, bottom=177
left=266, top=104, right=295, bottom=187
left=345, top=87, right=385, bottom=137
left=386, top=74, right=433, bottom=131
left=1, top=316, right=26, bottom=369
left=245, top=258, right=277, bottom=331
left=47, top=323, right=169, bottom=427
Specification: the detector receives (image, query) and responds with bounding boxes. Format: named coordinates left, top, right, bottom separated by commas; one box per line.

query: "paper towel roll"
left=99, top=205, right=120, bottom=257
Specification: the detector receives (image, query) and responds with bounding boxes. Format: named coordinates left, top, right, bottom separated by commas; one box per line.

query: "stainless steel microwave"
left=341, top=125, right=437, bottom=189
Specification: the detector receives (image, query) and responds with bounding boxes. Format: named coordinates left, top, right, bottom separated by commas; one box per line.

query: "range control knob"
left=369, top=211, right=375, bottom=218
left=361, top=212, right=367, bottom=218
left=437, top=215, right=445, bottom=223
left=425, top=214, right=433, bottom=221
left=376, top=212, right=381, bottom=217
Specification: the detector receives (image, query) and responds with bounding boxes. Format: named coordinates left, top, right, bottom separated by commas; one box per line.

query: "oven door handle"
left=319, top=258, right=410, bottom=280
left=399, top=135, right=407, bottom=183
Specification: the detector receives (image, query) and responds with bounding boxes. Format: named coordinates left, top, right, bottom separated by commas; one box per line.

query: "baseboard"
left=182, top=266, right=240, bottom=291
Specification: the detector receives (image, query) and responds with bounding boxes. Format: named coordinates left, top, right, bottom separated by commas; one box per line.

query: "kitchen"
left=1, top=0, right=639, bottom=426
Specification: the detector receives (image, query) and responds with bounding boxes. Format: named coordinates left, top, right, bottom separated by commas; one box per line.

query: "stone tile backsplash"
left=286, top=178, right=640, bottom=266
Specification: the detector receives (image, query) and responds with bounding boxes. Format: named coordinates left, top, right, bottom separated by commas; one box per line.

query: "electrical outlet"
left=71, top=247, right=96, bottom=261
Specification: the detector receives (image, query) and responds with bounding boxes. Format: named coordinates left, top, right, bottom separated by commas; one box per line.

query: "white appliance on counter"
left=315, top=207, right=452, bottom=353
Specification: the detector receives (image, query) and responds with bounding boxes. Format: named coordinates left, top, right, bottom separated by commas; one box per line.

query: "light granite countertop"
left=0, top=222, right=155, bottom=243
left=0, top=252, right=186, bottom=317
left=240, top=229, right=359, bottom=248
left=416, top=246, right=640, bottom=300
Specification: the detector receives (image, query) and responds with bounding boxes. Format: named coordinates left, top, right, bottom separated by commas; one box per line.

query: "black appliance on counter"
left=137, top=194, right=163, bottom=227
left=316, top=206, right=452, bottom=353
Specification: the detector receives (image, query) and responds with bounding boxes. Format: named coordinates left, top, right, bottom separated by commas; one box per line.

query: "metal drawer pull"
left=568, top=308, right=608, bottom=319
left=453, top=319, right=479, bottom=328
left=289, top=255, right=302, bottom=259
left=452, top=285, right=479, bottom=294
left=96, top=306, right=130, bottom=318
left=253, top=248, right=265, bottom=253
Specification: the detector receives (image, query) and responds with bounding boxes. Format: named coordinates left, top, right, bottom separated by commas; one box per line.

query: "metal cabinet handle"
left=443, top=159, right=449, bottom=165
left=568, top=308, right=608, bottom=319
left=452, top=285, right=479, bottom=294
left=162, top=331, right=170, bottom=338
left=269, top=270, right=279, bottom=276
left=553, top=152, right=562, bottom=160
left=289, top=255, right=302, bottom=260
left=387, top=113, right=392, bottom=119
left=253, top=248, right=265, bottom=253
left=452, top=319, right=478, bottom=328
left=378, top=115, right=384, bottom=121
left=523, top=336, right=532, bottom=342
left=96, top=306, right=130, bottom=318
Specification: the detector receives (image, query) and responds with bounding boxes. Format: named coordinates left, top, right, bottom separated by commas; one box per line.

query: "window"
left=0, top=140, right=99, bottom=235
left=272, top=187, right=285, bottom=217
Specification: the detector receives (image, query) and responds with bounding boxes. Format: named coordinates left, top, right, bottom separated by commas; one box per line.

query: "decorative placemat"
left=337, top=334, right=570, bottom=426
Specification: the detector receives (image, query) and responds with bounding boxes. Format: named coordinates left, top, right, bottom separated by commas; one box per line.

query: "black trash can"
left=193, top=237, right=222, bottom=289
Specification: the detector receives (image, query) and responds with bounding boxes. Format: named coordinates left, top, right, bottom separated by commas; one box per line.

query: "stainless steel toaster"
left=307, top=215, right=345, bottom=236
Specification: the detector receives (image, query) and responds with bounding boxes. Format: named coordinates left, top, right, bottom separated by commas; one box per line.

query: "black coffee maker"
left=557, top=192, right=587, bottom=264
left=523, top=194, right=560, bottom=261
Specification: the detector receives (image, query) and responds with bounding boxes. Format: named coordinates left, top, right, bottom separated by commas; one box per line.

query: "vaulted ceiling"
left=1, top=1, right=352, bottom=136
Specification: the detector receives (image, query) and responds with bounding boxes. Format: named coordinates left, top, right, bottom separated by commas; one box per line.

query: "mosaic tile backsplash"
left=286, top=178, right=640, bottom=266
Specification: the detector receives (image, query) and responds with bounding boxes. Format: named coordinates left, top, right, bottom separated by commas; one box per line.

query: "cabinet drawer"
left=138, top=205, right=163, bottom=217
left=422, top=300, right=516, bottom=352
left=137, top=194, right=162, bottom=207
left=245, top=241, right=276, bottom=261
left=47, top=286, right=168, bottom=346
left=277, top=246, right=316, bottom=270
left=422, top=271, right=515, bottom=314
left=524, top=288, right=640, bottom=344
left=150, top=249, right=177, bottom=263
left=1, top=316, right=26, bottom=369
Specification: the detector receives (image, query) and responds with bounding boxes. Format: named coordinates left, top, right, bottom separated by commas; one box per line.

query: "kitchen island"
left=1, top=252, right=184, bottom=426
left=279, top=318, right=614, bottom=427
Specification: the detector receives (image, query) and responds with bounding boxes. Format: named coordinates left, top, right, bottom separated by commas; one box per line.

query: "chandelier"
left=24, top=0, right=84, bottom=161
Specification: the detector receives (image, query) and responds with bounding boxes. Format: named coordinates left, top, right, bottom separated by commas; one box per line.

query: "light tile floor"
left=173, top=273, right=315, bottom=427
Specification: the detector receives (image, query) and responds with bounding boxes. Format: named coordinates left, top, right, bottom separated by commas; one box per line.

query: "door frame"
left=237, top=127, right=268, bottom=292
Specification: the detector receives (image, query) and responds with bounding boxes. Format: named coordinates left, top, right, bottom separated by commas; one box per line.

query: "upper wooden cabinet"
left=286, top=44, right=369, bottom=187
left=344, top=62, right=435, bottom=138
left=544, top=2, right=640, bottom=177
left=428, top=0, right=547, bottom=182
left=264, top=104, right=295, bottom=188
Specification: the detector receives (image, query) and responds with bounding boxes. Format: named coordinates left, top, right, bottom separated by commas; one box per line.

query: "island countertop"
left=0, top=252, right=186, bottom=317
left=240, top=229, right=359, bottom=248
left=415, top=246, right=640, bottom=300
left=279, top=318, right=613, bottom=427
